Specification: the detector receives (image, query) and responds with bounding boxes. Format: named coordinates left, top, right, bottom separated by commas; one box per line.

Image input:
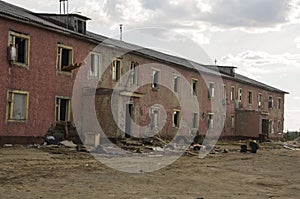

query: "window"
left=208, top=83, right=215, bottom=99
left=278, top=98, right=282, bottom=109
left=222, top=85, right=227, bottom=100
left=57, top=44, right=73, bottom=72
left=173, top=110, right=180, bottom=128
left=89, top=53, right=100, bottom=77
left=268, top=96, right=273, bottom=109
left=238, top=88, right=242, bottom=102
left=269, top=120, right=274, bottom=134
left=208, top=113, right=214, bottom=130
left=248, top=91, right=253, bottom=104
left=150, top=107, right=159, bottom=130
left=130, top=62, right=139, bottom=85
left=7, top=90, right=29, bottom=121
left=230, top=86, right=235, bottom=101
left=8, top=31, right=30, bottom=66
left=75, top=19, right=86, bottom=34
left=191, top=79, right=198, bottom=96
left=173, top=75, right=180, bottom=93
left=258, top=94, right=263, bottom=108
left=112, top=59, right=121, bottom=81
left=152, top=69, right=160, bottom=90
left=277, top=121, right=282, bottom=133
left=192, top=113, right=198, bottom=128
left=231, top=115, right=235, bottom=129
left=56, top=97, right=71, bottom=122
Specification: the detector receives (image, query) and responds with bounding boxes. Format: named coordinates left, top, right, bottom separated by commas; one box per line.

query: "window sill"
left=56, top=70, right=73, bottom=77
left=7, top=119, right=27, bottom=123
left=10, top=62, right=29, bottom=69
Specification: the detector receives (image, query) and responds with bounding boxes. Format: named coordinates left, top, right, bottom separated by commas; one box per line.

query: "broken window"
left=7, top=91, right=29, bottom=121
left=208, top=83, right=215, bottom=99
left=152, top=69, right=160, bottom=90
left=208, top=113, right=214, bottom=130
left=150, top=107, right=159, bottom=130
left=238, top=88, right=242, bottom=102
left=8, top=31, right=30, bottom=65
left=173, top=75, right=180, bottom=93
left=268, top=96, right=273, bottom=109
left=277, top=98, right=281, bottom=109
left=173, top=110, right=180, bottom=128
left=112, top=59, right=121, bottom=81
left=191, top=79, right=198, bottom=96
left=56, top=97, right=71, bottom=122
left=57, top=44, right=73, bottom=72
left=258, top=94, right=263, bottom=108
left=248, top=91, right=253, bottom=104
left=130, top=62, right=139, bottom=85
left=230, top=86, right=235, bottom=101
left=192, top=113, right=198, bottom=128
left=90, top=53, right=100, bottom=77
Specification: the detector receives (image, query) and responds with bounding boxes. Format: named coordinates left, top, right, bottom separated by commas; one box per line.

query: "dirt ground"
left=0, top=142, right=299, bottom=199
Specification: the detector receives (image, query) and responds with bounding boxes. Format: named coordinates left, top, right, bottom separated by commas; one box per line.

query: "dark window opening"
left=173, top=110, right=180, bottom=128
left=56, top=98, right=71, bottom=122
left=192, top=79, right=197, bottom=96
left=152, top=70, right=159, bottom=89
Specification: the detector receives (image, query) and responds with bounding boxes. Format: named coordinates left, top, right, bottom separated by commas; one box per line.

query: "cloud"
left=295, top=36, right=300, bottom=48
left=220, top=50, right=300, bottom=78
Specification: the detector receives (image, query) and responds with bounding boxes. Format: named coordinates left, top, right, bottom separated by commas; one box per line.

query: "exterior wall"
left=0, top=13, right=286, bottom=143
left=0, top=17, right=94, bottom=139
left=235, top=110, right=260, bottom=137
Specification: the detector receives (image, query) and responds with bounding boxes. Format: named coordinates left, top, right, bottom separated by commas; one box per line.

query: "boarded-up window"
left=7, top=91, right=28, bottom=121
left=150, top=107, right=159, bottom=130
left=230, top=86, right=235, bottom=101
left=208, top=113, right=214, bottom=130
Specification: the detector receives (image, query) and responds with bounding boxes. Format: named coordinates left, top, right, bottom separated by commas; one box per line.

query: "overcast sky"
left=5, top=0, right=300, bottom=131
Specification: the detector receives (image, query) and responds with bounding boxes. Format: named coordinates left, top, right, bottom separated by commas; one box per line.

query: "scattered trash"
left=3, top=144, right=13, bottom=148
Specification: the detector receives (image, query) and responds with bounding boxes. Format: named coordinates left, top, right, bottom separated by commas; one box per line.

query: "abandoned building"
left=0, top=0, right=288, bottom=144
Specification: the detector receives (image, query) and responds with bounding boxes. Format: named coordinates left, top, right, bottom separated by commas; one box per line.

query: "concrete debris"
left=59, top=140, right=77, bottom=148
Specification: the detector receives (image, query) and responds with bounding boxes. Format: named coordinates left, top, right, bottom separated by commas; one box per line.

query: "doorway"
left=125, top=103, right=133, bottom=138
left=262, top=119, right=269, bottom=136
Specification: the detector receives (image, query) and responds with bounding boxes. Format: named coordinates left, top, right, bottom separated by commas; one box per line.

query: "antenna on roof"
left=120, top=24, right=123, bottom=41
left=59, top=0, right=69, bottom=14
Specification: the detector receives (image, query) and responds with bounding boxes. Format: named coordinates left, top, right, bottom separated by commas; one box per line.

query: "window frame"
left=130, top=61, right=139, bottom=86
left=55, top=96, right=72, bottom=122
left=6, top=90, right=29, bottom=122
left=207, top=113, right=214, bottom=130
left=112, top=59, right=122, bottom=81
left=172, top=109, right=181, bottom=128
left=230, top=86, right=235, bottom=101
left=268, top=95, right=274, bottom=109
left=8, top=31, right=30, bottom=67
left=56, top=44, right=74, bottom=73
left=277, top=97, right=282, bottom=109
left=151, top=68, right=160, bottom=90
left=192, top=112, right=199, bottom=128
left=173, top=74, right=180, bottom=93
left=208, top=82, right=215, bottom=99
left=238, top=88, right=242, bottom=102
left=150, top=106, right=160, bottom=130
left=89, top=52, right=101, bottom=78
left=191, top=78, right=198, bottom=96
left=258, top=93, right=263, bottom=108
left=248, top=90, right=253, bottom=105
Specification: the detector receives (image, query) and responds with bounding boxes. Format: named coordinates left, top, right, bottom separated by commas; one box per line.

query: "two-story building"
left=0, top=0, right=287, bottom=144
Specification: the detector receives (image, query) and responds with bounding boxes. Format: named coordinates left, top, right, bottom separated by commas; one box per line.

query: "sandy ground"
left=0, top=142, right=299, bottom=199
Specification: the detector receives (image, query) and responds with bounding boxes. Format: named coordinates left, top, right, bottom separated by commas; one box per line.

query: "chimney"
left=120, top=24, right=123, bottom=41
